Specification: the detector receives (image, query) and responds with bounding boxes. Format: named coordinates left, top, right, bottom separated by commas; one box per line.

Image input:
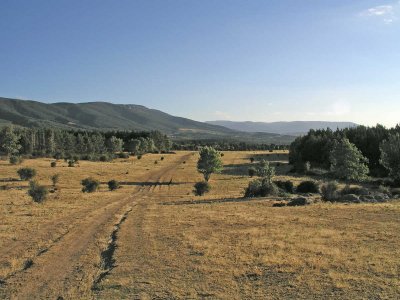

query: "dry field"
left=0, top=151, right=399, bottom=299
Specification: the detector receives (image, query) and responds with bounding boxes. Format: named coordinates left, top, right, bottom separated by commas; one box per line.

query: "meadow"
left=0, top=151, right=399, bottom=299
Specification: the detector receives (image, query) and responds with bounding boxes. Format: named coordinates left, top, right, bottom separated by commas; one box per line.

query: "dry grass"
left=1, top=151, right=399, bottom=299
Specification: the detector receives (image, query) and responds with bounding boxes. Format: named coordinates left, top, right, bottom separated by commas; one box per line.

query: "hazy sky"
left=1, top=0, right=399, bottom=126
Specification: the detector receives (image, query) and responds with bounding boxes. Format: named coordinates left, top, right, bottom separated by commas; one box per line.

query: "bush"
left=99, top=155, right=112, bottom=162
left=321, top=181, right=339, bottom=201
left=9, top=156, right=23, bottom=165
left=274, top=180, right=294, bottom=193
left=51, top=174, right=60, bottom=187
left=160, top=156, right=165, bottom=161
left=137, top=155, right=142, bottom=160
left=250, top=157, right=254, bottom=163
left=244, top=178, right=279, bottom=198
left=28, top=181, right=48, bottom=203
left=50, top=161, right=57, bottom=168
left=17, top=168, right=36, bottom=181
left=221, top=153, right=224, bottom=157
left=81, top=178, right=100, bottom=193
left=154, top=160, right=158, bottom=164
left=248, top=167, right=256, bottom=177
left=378, top=185, right=391, bottom=196
left=341, top=185, right=369, bottom=196
left=117, top=152, right=130, bottom=159
left=72, top=155, right=80, bottom=162
left=296, top=181, right=319, bottom=193
left=108, top=180, right=120, bottom=191
left=68, top=160, right=75, bottom=167
left=193, top=181, right=211, bottom=196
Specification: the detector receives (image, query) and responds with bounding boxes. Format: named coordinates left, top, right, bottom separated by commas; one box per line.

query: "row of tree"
left=0, top=126, right=172, bottom=159
left=173, top=140, right=289, bottom=151
left=289, top=124, right=400, bottom=182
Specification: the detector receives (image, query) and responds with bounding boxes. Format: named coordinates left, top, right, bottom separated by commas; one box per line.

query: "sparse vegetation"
left=321, top=181, right=339, bottom=201
left=244, top=178, right=279, bottom=197
left=9, top=155, right=22, bottom=165
left=51, top=174, right=60, bottom=187
left=274, top=180, right=294, bottom=194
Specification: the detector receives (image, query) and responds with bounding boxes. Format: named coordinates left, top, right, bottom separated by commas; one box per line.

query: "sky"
left=1, top=0, right=399, bottom=127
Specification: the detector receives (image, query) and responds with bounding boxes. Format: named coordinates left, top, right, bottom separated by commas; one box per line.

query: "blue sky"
left=1, top=0, right=399, bottom=126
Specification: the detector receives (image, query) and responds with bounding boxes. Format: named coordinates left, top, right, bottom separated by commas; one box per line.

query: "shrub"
left=137, top=155, right=142, bottom=160
left=250, top=157, right=254, bottom=163
left=244, top=178, right=278, bottom=198
left=99, top=155, right=111, bottom=162
left=72, top=155, right=80, bottom=162
left=81, top=178, right=100, bottom=193
left=154, top=160, right=158, bottom=164
left=51, top=174, right=60, bottom=187
left=108, top=180, right=120, bottom=191
left=193, top=181, right=211, bottom=196
left=274, top=180, right=295, bottom=193
left=296, top=181, right=320, bottom=193
left=256, top=160, right=275, bottom=180
left=50, top=161, right=57, bottom=168
left=321, top=181, right=339, bottom=201
left=248, top=167, right=256, bottom=177
left=28, top=181, right=48, bottom=203
left=9, top=156, right=22, bottom=165
left=378, top=185, right=391, bottom=196
left=160, top=156, right=165, bottom=161
left=341, top=185, right=369, bottom=196
left=68, top=160, right=75, bottom=167
left=117, top=152, right=130, bottom=159
left=221, top=153, right=225, bottom=157
left=17, top=168, right=36, bottom=181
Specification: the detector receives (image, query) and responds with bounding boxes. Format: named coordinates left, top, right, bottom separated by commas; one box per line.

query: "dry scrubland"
left=0, top=151, right=399, bottom=299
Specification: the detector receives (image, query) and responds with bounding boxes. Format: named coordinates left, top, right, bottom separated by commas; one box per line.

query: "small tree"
left=81, top=178, right=100, bottom=193
left=106, top=136, right=124, bottom=153
left=256, top=160, right=275, bottom=182
left=108, top=180, right=120, bottom=191
left=193, top=181, right=211, bottom=196
left=17, top=168, right=36, bottom=181
left=0, top=126, right=21, bottom=157
left=197, top=146, right=223, bottom=181
left=380, top=133, right=400, bottom=182
left=330, top=138, right=369, bottom=182
left=28, top=181, right=48, bottom=203
left=50, top=161, right=57, bottom=168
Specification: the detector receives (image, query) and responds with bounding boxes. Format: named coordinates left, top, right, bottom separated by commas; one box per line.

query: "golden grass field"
left=0, top=151, right=399, bottom=299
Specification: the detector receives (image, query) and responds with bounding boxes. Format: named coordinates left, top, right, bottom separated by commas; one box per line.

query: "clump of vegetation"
left=248, top=167, right=256, bottom=177
left=244, top=178, right=279, bottom=198
left=154, top=160, right=158, bottom=164
left=17, top=168, right=36, bottom=181
left=341, top=185, right=368, bottom=196
left=250, top=157, right=254, bottom=163
left=108, top=180, right=120, bottom=191
left=197, top=146, right=223, bottom=181
left=321, top=181, right=339, bottom=201
left=330, top=138, right=369, bottom=182
left=274, top=180, right=294, bottom=193
left=296, top=181, right=320, bottom=193
left=9, top=155, right=23, bottom=165
left=117, top=152, right=130, bottom=159
left=160, top=156, right=165, bottom=161
left=137, top=155, right=142, bottom=160
left=50, top=161, right=57, bottom=168
left=193, top=181, right=211, bottom=196
left=28, top=181, right=48, bottom=203
left=68, top=160, right=76, bottom=167
left=81, top=178, right=100, bottom=193
left=99, top=155, right=112, bottom=162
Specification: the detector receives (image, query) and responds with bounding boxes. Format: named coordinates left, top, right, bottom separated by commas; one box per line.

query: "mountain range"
left=207, top=120, right=358, bottom=136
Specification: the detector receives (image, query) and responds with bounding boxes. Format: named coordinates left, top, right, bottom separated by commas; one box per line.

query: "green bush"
left=244, top=178, right=278, bottom=198
left=341, top=185, right=369, bottom=196
left=9, top=156, right=23, bottom=165
left=321, top=181, right=339, bottom=201
left=248, top=167, right=256, bottom=177
left=296, top=181, right=320, bottom=193
left=117, top=152, right=130, bottom=159
left=274, top=180, right=295, bottom=193
left=108, top=180, right=120, bottom=191
left=17, top=168, right=37, bottom=181
left=28, top=181, right=48, bottom=203
left=68, top=160, right=75, bottom=167
left=137, top=155, right=142, bottom=160
left=81, top=178, right=100, bottom=193
left=160, top=156, right=165, bottom=161
left=51, top=174, right=60, bottom=187
left=193, top=181, right=211, bottom=196
left=50, top=161, right=57, bottom=168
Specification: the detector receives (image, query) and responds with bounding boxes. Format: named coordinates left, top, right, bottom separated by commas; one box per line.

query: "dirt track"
left=0, top=153, right=191, bottom=299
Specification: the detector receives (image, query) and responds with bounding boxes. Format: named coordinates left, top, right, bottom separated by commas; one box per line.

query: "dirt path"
left=0, top=153, right=191, bottom=299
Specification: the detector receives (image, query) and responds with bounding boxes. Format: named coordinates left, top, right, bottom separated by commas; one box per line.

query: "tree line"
left=0, top=126, right=172, bottom=160
left=289, top=124, right=400, bottom=182
left=173, top=140, right=289, bottom=151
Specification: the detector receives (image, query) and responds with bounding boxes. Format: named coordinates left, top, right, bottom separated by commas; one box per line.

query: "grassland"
left=0, top=151, right=399, bottom=299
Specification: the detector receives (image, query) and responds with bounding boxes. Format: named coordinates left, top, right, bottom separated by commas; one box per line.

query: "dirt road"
left=0, top=153, right=191, bottom=299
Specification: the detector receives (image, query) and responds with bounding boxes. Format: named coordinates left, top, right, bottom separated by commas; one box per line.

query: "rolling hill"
left=207, top=120, right=358, bottom=136
left=0, top=97, right=295, bottom=144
